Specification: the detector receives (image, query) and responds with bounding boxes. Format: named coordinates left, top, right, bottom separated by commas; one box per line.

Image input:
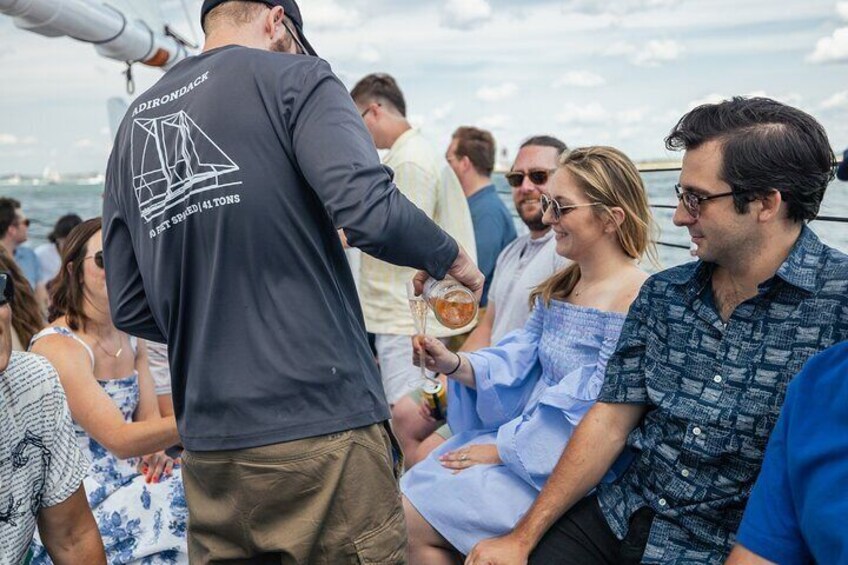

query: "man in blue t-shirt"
left=446, top=126, right=517, bottom=306
left=727, top=341, right=848, bottom=565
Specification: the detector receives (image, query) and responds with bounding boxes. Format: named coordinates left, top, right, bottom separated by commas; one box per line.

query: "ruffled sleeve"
left=496, top=328, right=623, bottom=490
left=447, top=300, right=546, bottom=434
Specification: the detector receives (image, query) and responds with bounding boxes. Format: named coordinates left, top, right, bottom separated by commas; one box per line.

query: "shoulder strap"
left=29, top=327, right=96, bottom=369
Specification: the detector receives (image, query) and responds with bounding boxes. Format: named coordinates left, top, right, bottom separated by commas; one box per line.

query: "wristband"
left=445, top=353, right=463, bottom=376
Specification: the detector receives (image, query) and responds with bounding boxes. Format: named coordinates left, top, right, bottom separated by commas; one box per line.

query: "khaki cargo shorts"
left=182, top=423, right=407, bottom=564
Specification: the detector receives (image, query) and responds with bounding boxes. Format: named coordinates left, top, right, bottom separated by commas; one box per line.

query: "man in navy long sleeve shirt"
left=101, top=1, right=482, bottom=561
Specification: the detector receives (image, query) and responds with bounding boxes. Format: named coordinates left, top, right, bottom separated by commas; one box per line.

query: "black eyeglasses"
left=85, top=250, right=104, bottom=269
left=0, top=272, right=14, bottom=306
left=360, top=103, right=381, bottom=119
left=504, top=168, right=557, bottom=188
left=540, top=194, right=603, bottom=221
left=674, top=184, right=736, bottom=219
left=15, top=218, right=30, bottom=227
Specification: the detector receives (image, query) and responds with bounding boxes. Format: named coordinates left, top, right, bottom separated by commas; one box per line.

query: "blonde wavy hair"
left=531, top=146, right=658, bottom=306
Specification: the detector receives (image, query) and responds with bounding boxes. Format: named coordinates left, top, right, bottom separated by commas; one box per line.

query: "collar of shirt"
left=466, top=184, right=497, bottom=205
left=665, top=225, right=823, bottom=299
left=383, top=127, right=419, bottom=163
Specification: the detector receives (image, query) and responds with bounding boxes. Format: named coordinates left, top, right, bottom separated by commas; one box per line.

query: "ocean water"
left=1, top=172, right=845, bottom=270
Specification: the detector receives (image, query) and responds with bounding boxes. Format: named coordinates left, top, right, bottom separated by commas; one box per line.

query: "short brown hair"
left=0, top=197, right=22, bottom=238
left=350, top=73, right=407, bottom=116
left=202, top=0, right=268, bottom=32
left=48, top=217, right=102, bottom=331
left=452, top=127, right=496, bottom=177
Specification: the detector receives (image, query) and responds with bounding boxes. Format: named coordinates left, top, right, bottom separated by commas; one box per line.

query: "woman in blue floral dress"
left=29, top=218, right=187, bottom=564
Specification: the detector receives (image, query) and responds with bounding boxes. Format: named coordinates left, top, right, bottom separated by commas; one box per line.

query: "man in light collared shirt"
left=350, top=73, right=478, bottom=417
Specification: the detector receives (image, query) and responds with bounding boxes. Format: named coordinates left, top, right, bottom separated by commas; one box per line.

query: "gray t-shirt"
left=488, top=231, right=567, bottom=343
left=103, top=46, right=458, bottom=451
left=0, top=352, right=88, bottom=563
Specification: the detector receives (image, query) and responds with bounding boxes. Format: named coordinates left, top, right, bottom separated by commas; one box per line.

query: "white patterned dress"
left=29, top=327, right=188, bottom=564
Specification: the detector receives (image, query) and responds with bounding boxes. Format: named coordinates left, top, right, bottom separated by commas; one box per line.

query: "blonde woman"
left=402, top=146, right=657, bottom=563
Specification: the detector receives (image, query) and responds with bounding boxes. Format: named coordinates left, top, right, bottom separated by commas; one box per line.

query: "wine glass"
left=406, top=281, right=436, bottom=387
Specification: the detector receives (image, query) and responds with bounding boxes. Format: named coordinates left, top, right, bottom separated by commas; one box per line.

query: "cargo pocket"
left=353, top=506, right=408, bottom=564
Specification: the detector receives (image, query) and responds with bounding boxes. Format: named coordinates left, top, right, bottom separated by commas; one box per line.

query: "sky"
left=1, top=0, right=848, bottom=175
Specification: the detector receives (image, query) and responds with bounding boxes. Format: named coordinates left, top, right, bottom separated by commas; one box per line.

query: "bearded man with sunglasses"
left=467, top=97, right=848, bottom=565
left=102, top=1, right=483, bottom=562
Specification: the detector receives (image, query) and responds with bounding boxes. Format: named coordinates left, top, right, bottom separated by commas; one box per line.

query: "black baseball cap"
left=200, top=0, right=317, bottom=56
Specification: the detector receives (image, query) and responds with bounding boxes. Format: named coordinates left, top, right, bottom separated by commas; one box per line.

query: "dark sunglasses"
left=674, top=184, right=736, bottom=219
left=15, top=218, right=30, bottom=227
left=504, top=168, right=557, bottom=188
left=540, top=194, right=603, bottom=221
left=85, top=250, right=104, bottom=269
left=0, top=272, right=14, bottom=307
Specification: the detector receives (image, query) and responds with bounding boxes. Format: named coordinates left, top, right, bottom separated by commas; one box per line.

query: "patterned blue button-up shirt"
left=596, top=226, right=848, bottom=563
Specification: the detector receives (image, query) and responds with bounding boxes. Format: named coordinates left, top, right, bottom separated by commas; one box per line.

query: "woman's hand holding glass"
left=412, top=335, right=476, bottom=389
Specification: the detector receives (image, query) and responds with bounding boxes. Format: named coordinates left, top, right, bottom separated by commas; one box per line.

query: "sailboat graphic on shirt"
left=131, top=110, right=241, bottom=222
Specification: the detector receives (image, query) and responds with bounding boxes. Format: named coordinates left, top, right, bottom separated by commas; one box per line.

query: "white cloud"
left=408, top=102, right=456, bottom=130
left=560, top=0, right=682, bottom=16
left=603, top=41, right=636, bottom=56
left=0, top=134, right=36, bottom=146
left=617, top=107, right=649, bottom=124
left=687, top=93, right=727, bottom=109
left=552, top=70, right=606, bottom=88
left=838, top=2, right=848, bottom=21
left=300, top=0, right=360, bottom=30
left=555, top=102, right=609, bottom=125
left=821, top=91, right=848, bottom=109
left=358, top=45, right=381, bottom=64
left=602, top=39, right=683, bottom=66
left=632, top=39, right=684, bottom=66
left=809, top=27, right=848, bottom=63
left=477, top=114, right=510, bottom=129
left=442, top=0, right=492, bottom=30
left=476, top=82, right=518, bottom=102
left=431, top=103, right=455, bottom=122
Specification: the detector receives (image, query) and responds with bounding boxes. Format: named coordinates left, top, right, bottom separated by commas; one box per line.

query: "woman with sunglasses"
left=402, top=146, right=657, bottom=564
left=28, top=218, right=188, bottom=564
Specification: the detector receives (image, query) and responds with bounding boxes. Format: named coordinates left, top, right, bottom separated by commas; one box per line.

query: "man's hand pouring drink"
left=412, top=244, right=484, bottom=303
